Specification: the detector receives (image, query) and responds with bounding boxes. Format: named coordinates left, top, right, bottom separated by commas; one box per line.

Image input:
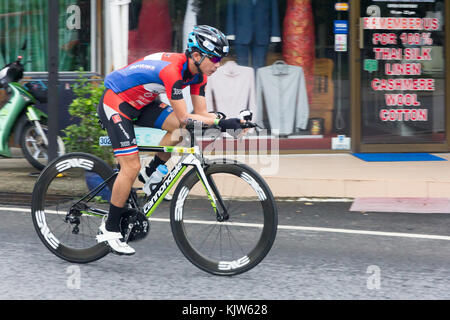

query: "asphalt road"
left=0, top=200, right=449, bottom=301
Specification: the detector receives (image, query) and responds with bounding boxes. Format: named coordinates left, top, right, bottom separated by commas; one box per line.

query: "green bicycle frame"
left=139, top=145, right=219, bottom=218
left=86, top=143, right=220, bottom=219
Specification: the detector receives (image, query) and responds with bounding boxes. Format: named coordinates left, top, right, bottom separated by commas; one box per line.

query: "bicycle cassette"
left=120, top=209, right=150, bottom=242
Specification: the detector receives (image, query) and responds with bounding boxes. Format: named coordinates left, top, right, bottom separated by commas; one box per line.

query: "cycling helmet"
left=187, top=25, right=229, bottom=58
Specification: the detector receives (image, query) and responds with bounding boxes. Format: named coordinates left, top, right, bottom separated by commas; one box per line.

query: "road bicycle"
left=31, top=121, right=278, bottom=276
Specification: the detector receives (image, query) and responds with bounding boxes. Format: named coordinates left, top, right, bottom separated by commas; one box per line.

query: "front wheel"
left=20, top=121, right=65, bottom=171
left=170, top=161, right=278, bottom=276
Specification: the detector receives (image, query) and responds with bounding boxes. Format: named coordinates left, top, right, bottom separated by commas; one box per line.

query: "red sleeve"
left=190, top=74, right=207, bottom=97
left=159, top=65, right=184, bottom=100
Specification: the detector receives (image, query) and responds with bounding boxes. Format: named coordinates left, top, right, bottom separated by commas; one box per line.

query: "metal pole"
left=48, top=0, right=59, bottom=161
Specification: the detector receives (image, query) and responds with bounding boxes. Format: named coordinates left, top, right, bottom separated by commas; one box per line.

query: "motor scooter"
left=0, top=55, right=65, bottom=170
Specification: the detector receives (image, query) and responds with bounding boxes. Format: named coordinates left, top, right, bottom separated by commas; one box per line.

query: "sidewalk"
left=245, top=153, right=450, bottom=199
left=2, top=148, right=450, bottom=199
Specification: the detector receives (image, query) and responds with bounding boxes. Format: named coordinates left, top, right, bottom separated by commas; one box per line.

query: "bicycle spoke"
left=32, top=153, right=114, bottom=263
left=171, top=164, right=277, bottom=275
left=197, top=222, right=219, bottom=251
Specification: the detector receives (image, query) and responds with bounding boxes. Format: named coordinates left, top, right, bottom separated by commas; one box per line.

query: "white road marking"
left=2, top=206, right=449, bottom=241
left=291, top=197, right=354, bottom=202
left=148, top=218, right=450, bottom=241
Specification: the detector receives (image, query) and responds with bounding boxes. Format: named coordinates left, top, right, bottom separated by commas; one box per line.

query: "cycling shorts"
left=97, top=89, right=173, bottom=157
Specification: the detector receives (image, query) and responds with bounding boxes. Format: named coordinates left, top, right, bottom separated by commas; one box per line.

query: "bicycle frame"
left=81, top=144, right=224, bottom=221
left=139, top=145, right=219, bottom=219
left=90, top=120, right=249, bottom=221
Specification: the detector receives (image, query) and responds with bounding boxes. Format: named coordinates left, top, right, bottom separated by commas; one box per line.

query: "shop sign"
left=363, top=2, right=441, bottom=123
left=364, top=59, right=378, bottom=73
left=332, top=135, right=351, bottom=150
left=335, top=3, right=349, bottom=12
left=335, top=34, right=348, bottom=52
left=334, top=20, right=349, bottom=34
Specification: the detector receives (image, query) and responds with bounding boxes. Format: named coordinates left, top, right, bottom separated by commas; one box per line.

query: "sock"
left=146, top=155, right=166, bottom=176
left=139, top=155, right=166, bottom=183
left=105, top=203, right=125, bottom=232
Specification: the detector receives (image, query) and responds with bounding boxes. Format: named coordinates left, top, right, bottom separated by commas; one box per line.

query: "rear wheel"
left=170, top=161, right=278, bottom=276
left=20, top=121, right=65, bottom=171
left=31, top=152, right=114, bottom=263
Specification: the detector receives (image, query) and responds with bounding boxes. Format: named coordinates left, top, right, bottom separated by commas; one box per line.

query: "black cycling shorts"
left=97, top=89, right=173, bottom=157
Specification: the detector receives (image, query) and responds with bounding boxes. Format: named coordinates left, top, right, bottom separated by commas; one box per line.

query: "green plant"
left=63, top=69, right=114, bottom=165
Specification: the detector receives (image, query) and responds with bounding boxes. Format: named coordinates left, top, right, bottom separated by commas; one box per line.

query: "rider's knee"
left=119, top=156, right=141, bottom=176
left=162, top=112, right=181, bottom=133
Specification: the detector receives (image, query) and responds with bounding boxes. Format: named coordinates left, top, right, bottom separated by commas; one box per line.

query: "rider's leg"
left=137, top=103, right=182, bottom=181
left=106, top=153, right=141, bottom=231
left=97, top=152, right=139, bottom=255
left=155, top=112, right=183, bottom=161
left=96, top=90, right=137, bottom=254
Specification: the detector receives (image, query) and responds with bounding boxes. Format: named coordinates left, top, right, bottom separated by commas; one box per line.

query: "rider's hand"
left=218, top=118, right=242, bottom=132
left=218, top=118, right=252, bottom=138
left=214, top=111, right=226, bottom=120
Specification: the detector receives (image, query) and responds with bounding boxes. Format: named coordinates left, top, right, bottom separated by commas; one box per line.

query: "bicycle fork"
left=184, top=155, right=228, bottom=222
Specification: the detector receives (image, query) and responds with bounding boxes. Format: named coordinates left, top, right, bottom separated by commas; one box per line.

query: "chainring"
left=120, top=209, right=150, bottom=242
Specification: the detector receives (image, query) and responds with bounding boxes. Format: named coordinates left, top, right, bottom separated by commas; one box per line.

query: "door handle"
left=359, top=18, right=364, bottom=49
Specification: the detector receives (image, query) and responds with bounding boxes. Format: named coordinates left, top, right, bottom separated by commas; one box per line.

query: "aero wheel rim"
left=174, top=169, right=275, bottom=274
left=34, top=156, right=113, bottom=253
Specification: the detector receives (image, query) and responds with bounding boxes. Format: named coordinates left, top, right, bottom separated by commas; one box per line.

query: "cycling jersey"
left=99, top=52, right=207, bottom=158
left=104, top=52, right=207, bottom=109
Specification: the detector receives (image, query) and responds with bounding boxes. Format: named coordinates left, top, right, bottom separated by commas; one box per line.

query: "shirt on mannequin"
left=205, top=60, right=256, bottom=119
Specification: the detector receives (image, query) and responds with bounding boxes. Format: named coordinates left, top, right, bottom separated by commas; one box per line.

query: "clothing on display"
left=255, top=60, right=309, bottom=136
left=128, top=0, right=172, bottom=63
left=205, top=60, right=256, bottom=118
left=226, top=0, right=281, bottom=69
left=282, top=0, right=315, bottom=104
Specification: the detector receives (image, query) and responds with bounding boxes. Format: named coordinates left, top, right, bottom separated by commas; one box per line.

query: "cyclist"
left=96, top=25, right=244, bottom=255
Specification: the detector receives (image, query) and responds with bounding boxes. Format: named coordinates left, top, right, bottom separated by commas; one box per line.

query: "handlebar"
left=184, top=119, right=260, bottom=148
left=184, top=119, right=259, bottom=132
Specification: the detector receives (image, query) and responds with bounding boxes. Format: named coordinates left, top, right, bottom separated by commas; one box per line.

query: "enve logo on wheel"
left=55, top=158, right=95, bottom=172
left=36, top=210, right=60, bottom=249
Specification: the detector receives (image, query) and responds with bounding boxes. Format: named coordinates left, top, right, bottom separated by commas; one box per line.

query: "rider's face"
left=192, top=53, right=220, bottom=76
left=202, top=56, right=221, bottom=76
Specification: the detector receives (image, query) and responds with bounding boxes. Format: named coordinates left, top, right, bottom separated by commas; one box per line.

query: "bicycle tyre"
left=20, top=121, right=65, bottom=171
left=170, top=160, right=278, bottom=276
left=31, top=152, right=114, bottom=263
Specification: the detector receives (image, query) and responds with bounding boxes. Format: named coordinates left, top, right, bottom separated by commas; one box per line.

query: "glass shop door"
left=350, top=0, right=450, bottom=152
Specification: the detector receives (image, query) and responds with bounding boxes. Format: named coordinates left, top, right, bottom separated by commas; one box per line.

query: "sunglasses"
left=207, top=55, right=222, bottom=63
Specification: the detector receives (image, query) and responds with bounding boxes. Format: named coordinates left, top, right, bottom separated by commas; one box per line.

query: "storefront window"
left=0, top=0, right=94, bottom=72
left=360, top=0, right=446, bottom=144
left=126, top=0, right=351, bottom=151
